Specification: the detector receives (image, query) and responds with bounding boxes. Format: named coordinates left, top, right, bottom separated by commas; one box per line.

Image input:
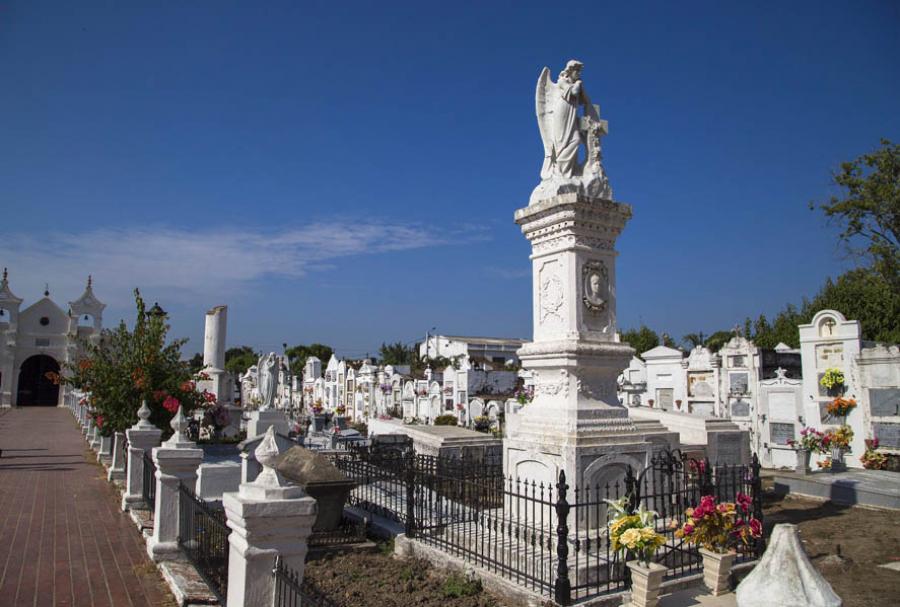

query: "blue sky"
left=1, top=1, right=898, bottom=358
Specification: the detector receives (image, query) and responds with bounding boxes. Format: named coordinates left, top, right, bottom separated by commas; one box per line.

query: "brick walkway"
left=0, top=407, right=176, bottom=607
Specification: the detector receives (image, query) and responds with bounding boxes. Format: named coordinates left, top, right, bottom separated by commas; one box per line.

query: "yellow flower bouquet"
left=605, top=497, right=666, bottom=566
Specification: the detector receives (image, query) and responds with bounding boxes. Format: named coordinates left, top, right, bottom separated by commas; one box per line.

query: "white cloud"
left=0, top=221, right=474, bottom=307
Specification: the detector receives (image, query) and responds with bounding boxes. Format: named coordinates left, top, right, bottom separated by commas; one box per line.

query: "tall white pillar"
left=148, top=406, right=204, bottom=561
left=203, top=305, right=228, bottom=372
left=224, top=427, right=317, bottom=607
left=122, top=401, right=163, bottom=511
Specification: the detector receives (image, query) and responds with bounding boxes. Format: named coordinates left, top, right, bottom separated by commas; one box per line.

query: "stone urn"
left=626, top=560, right=667, bottom=607
left=699, top=548, right=736, bottom=596
left=795, top=448, right=810, bottom=475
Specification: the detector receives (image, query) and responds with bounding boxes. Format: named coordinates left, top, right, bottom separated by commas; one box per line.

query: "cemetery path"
left=0, top=407, right=176, bottom=607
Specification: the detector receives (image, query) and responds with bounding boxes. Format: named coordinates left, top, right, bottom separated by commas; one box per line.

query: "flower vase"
left=626, top=560, right=667, bottom=607
left=795, top=448, right=810, bottom=475
left=830, top=446, right=846, bottom=472
left=698, top=548, right=736, bottom=596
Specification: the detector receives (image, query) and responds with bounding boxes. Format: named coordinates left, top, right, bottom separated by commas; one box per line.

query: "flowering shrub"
left=60, top=290, right=207, bottom=435
left=202, top=403, right=231, bottom=432
left=860, top=438, right=887, bottom=470
left=826, top=397, right=857, bottom=419
left=787, top=427, right=827, bottom=453
left=675, top=494, right=762, bottom=554
left=604, top=497, right=665, bottom=566
left=819, top=368, right=845, bottom=390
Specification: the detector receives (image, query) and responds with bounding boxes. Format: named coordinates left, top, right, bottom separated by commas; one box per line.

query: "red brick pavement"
left=0, top=407, right=176, bottom=607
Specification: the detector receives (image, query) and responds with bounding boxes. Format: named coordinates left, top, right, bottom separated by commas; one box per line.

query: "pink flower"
left=748, top=518, right=762, bottom=537
left=163, top=395, right=181, bottom=413
left=180, top=380, right=196, bottom=393
left=682, top=523, right=694, bottom=535
left=736, top=493, right=752, bottom=513
left=202, top=390, right=217, bottom=403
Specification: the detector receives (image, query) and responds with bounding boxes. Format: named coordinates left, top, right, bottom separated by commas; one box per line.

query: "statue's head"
left=589, top=272, right=601, bottom=295
left=561, top=59, right=584, bottom=81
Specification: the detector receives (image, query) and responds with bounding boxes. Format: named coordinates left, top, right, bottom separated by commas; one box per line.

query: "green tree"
left=378, top=341, right=416, bottom=366
left=681, top=332, right=706, bottom=350
left=813, top=139, right=900, bottom=289
left=620, top=325, right=660, bottom=357
left=186, top=352, right=204, bottom=374
left=224, top=346, right=258, bottom=376
left=62, top=290, right=208, bottom=435
left=285, top=343, right=334, bottom=372
left=704, top=330, right=735, bottom=353
left=811, top=267, right=900, bottom=343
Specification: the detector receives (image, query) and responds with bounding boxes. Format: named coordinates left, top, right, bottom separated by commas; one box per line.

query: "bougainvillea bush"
left=62, top=290, right=212, bottom=436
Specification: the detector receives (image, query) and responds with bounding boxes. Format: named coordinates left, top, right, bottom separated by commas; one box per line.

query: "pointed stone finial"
left=253, top=426, right=287, bottom=488
left=135, top=399, right=154, bottom=429
left=162, top=404, right=195, bottom=448
left=44, top=283, right=50, bottom=297
left=1, top=267, right=7, bottom=283
left=87, top=275, right=92, bottom=289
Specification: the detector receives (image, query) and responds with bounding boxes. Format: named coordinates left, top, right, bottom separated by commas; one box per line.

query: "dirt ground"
left=305, top=493, right=899, bottom=607
left=763, top=491, right=900, bottom=607
left=304, top=546, right=503, bottom=607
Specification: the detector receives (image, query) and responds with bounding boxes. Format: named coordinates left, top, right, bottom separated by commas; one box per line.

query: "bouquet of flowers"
left=819, top=368, right=845, bottom=390
left=826, top=425, right=854, bottom=450
left=675, top=494, right=762, bottom=554
left=335, top=404, right=346, bottom=415
left=787, top=427, right=826, bottom=453
left=604, top=497, right=666, bottom=566
left=311, top=400, right=324, bottom=415
left=860, top=438, right=887, bottom=470
left=826, top=397, right=857, bottom=419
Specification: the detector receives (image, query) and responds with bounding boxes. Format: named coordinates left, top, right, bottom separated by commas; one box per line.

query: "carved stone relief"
left=539, top=261, right=564, bottom=325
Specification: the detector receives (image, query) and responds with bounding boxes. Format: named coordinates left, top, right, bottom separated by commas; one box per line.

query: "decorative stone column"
left=122, top=401, right=162, bottom=511
left=246, top=410, right=290, bottom=439
left=148, top=406, right=203, bottom=561
left=224, top=426, right=317, bottom=607
left=108, top=431, right=127, bottom=481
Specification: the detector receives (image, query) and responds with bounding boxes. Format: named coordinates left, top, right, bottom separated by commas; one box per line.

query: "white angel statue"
left=257, top=352, right=278, bottom=411
left=532, top=60, right=612, bottom=204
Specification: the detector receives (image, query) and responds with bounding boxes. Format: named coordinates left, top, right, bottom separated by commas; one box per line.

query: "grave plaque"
left=731, top=399, right=750, bottom=417
left=870, top=389, right=900, bottom=417
left=874, top=422, right=900, bottom=449
left=714, top=433, right=744, bottom=465
left=770, top=422, right=795, bottom=446
left=729, top=372, right=749, bottom=394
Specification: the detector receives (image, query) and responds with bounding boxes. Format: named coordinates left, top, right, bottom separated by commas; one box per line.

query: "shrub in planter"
left=434, top=414, right=458, bottom=426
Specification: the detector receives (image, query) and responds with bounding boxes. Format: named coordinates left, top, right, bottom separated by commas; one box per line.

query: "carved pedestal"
left=504, top=193, right=653, bottom=496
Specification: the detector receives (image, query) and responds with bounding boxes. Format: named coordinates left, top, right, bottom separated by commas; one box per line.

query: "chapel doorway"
left=16, top=354, right=60, bottom=406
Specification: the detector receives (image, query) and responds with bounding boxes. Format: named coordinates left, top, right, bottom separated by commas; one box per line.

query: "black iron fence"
left=142, top=450, right=156, bottom=513
left=273, top=556, right=339, bottom=607
left=177, top=482, right=230, bottom=604
left=327, top=447, right=762, bottom=605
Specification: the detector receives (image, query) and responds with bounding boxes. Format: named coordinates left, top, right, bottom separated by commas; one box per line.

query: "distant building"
left=0, top=270, right=105, bottom=407
left=419, top=334, right=527, bottom=369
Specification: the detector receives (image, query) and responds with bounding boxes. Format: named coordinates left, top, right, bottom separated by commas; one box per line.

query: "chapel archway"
left=16, top=354, right=60, bottom=406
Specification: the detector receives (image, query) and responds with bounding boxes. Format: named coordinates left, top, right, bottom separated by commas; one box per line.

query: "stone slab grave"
left=372, top=421, right=502, bottom=463
left=773, top=468, right=900, bottom=510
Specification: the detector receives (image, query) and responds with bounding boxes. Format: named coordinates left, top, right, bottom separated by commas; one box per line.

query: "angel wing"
left=535, top=67, right=554, bottom=180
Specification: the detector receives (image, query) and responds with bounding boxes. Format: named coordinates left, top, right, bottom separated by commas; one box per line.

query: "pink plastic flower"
left=163, top=395, right=181, bottom=413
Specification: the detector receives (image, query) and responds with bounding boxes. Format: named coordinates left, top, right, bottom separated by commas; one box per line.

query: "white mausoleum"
left=0, top=270, right=105, bottom=407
